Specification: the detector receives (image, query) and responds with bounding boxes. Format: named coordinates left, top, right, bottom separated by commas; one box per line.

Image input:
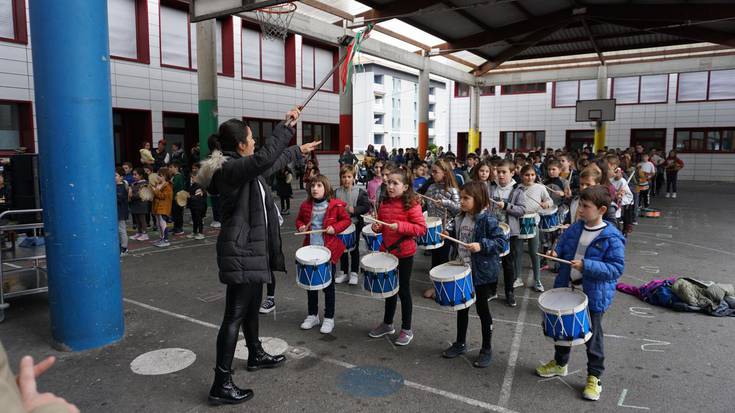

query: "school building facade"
left=450, top=68, right=735, bottom=182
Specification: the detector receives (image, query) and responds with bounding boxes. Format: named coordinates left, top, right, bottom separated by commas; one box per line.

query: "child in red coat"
left=367, top=168, right=427, bottom=346
left=295, top=175, right=351, bottom=334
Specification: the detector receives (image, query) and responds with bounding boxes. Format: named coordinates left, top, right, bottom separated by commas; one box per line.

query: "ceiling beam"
left=580, top=16, right=605, bottom=64
left=510, top=1, right=534, bottom=19
left=474, top=22, right=570, bottom=75
left=443, top=0, right=494, bottom=32
left=598, top=18, right=735, bottom=48
left=356, top=0, right=445, bottom=22
left=586, top=4, right=735, bottom=21
left=435, top=8, right=577, bottom=51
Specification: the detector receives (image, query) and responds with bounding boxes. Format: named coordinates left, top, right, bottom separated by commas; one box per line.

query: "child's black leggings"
left=456, top=283, right=493, bottom=350
left=384, top=256, right=414, bottom=331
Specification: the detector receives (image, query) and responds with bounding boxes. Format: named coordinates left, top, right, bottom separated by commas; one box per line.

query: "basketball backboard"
left=576, top=99, right=616, bottom=122
left=190, top=0, right=287, bottom=22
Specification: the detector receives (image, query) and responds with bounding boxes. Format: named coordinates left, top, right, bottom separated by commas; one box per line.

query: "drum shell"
left=418, top=216, right=444, bottom=250
left=429, top=263, right=476, bottom=311
left=518, top=213, right=538, bottom=239
left=538, top=288, right=592, bottom=346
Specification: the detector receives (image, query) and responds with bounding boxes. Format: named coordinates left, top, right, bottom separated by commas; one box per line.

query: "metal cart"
left=0, top=209, right=47, bottom=322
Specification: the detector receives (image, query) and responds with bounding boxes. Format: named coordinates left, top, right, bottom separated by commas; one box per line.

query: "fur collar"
left=195, top=150, right=228, bottom=189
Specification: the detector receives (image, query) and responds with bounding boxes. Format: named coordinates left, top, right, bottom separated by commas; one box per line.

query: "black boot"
left=441, top=342, right=467, bottom=359
left=246, top=342, right=286, bottom=371
left=208, top=366, right=254, bottom=405
left=473, top=348, right=492, bottom=368
left=506, top=291, right=517, bottom=307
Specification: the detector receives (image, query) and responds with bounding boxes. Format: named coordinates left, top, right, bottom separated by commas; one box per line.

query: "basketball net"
left=254, top=2, right=296, bottom=41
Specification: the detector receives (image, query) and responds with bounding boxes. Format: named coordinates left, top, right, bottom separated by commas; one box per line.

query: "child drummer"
left=442, top=181, right=507, bottom=367
left=334, top=165, right=371, bottom=285
left=537, top=186, right=625, bottom=401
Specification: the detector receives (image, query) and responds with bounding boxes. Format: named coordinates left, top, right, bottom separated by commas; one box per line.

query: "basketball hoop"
left=254, top=1, right=296, bottom=41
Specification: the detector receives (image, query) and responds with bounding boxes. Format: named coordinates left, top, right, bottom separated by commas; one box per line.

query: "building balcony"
left=373, top=104, right=385, bottom=113
left=373, top=83, right=385, bottom=94
left=429, top=128, right=435, bottom=136
left=429, top=94, right=436, bottom=104
left=373, top=123, right=384, bottom=133
left=428, top=111, right=436, bottom=120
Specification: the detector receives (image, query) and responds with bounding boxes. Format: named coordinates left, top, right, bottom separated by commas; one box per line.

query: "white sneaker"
left=665, top=193, right=671, bottom=198
left=348, top=272, right=359, bottom=285
left=672, top=193, right=677, bottom=199
left=300, top=315, right=320, bottom=330
left=138, top=234, right=149, bottom=241
left=513, top=278, right=524, bottom=289
left=194, top=233, right=205, bottom=240
left=334, top=271, right=348, bottom=284
left=186, top=233, right=195, bottom=239
left=210, top=221, right=221, bottom=228
left=320, top=318, right=335, bottom=334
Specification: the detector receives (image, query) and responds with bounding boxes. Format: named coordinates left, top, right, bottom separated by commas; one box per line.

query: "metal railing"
left=0, top=209, right=47, bottom=322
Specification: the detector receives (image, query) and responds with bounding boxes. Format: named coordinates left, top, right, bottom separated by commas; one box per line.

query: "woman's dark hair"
left=133, top=167, right=147, bottom=180
left=460, top=181, right=490, bottom=215
left=594, top=158, right=610, bottom=183
left=209, top=119, right=248, bottom=153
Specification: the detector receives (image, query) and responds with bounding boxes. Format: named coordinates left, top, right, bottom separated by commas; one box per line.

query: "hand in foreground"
left=326, top=226, right=335, bottom=235
left=371, top=223, right=381, bottom=233
left=17, top=356, right=79, bottom=413
left=298, top=225, right=308, bottom=232
left=570, top=259, right=584, bottom=271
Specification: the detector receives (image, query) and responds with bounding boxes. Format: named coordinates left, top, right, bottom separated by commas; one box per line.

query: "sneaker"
left=129, top=234, right=141, bottom=241
left=368, top=323, right=395, bottom=338
left=441, top=342, right=466, bottom=358
left=300, top=315, right=320, bottom=330
left=348, top=272, right=359, bottom=285
left=174, top=230, right=185, bottom=236
left=186, top=233, right=195, bottom=239
left=394, top=329, right=413, bottom=346
left=535, top=360, right=568, bottom=378
left=120, top=248, right=128, bottom=257
left=672, top=193, right=677, bottom=199
left=582, top=375, right=602, bottom=401
left=334, top=271, right=348, bottom=284
left=154, top=239, right=170, bottom=248
left=259, top=297, right=275, bottom=314
left=487, top=293, right=498, bottom=301
left=506, top=292, right=517, bottom=307
left=138, top=234, right=149, bottom=241
left=534, top=282, right=545, bottom=292
left=210, top=221, right=222, bottom=228
left=665, top=193, right=671, bottom=198
left=320, top=318, right=335, bottom=334
left=473, top=349, right=492, bottom=368
left=632, top=221, right=639, bottom=226
left=195, top=233, right=205, bottom=240
left=513, top=278, right=524, bottom=289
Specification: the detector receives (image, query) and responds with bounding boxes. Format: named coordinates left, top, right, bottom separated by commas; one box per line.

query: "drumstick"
left=439, top=232, right=472, bottom=248
left=417, top=192, right=439, bottom=203
left=362, top=215, right=392, bottom=227
left=626, top=171, right=636, bottom=184
left=294, top=229, right=328, bottom=236
left=536, top=252, right=572, bottom=265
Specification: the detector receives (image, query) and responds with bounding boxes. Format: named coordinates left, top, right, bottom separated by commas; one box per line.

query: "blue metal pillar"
left=29, top=0, right=124, bottom=350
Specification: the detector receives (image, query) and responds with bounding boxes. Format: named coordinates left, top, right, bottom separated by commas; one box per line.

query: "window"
left=392, top=135, right=400, bottom=148
left=428, top=120, right=435, bottom=130
left=565, top=130, right=594, bottom=152
left=374, top=74, right=383, bottom=84
left=612, top=75, right=668, bottom=104
left=244, top=118, right=284, bottom=148
left=0, top=0, right=27, bottom=44
left=428, top=103, right=435, bottom=113
left=374, top=114, right=384, bottom=125
left=215, top=18, right=235, bottom=77
left=553, top=80, right=597, bottom=107
left=630, top=129, right=666, bottom=152
left=108, top=0, right=149, bottom=63
left=678, top=69, right=735, bottom=102
left=241, top=24, right=295, bottom=85
left=480, top=85, right=495, bottom=96
left=429, top=87, right=435, bottom=96
left=375, top=94, right=383, bottom=105
left=499, top=131, right=545, bottom=152
left=391, top=98, right=400, bottom=129
left=374, top=134, right=383, bottom=145
left=160, top=3, right=203, bottom=70
left=302, top=122, right=339, bottom=152
left=302, top=43, right=336, bottom=92
left=393, top=78, right=401, bottom=92
left=454, top=83, right=470, bottom=98
left=0, top=100, right=33, bottom=152
left=501, top=82, right=546, bottom=95
left=675, top=127, right=735, bottom=153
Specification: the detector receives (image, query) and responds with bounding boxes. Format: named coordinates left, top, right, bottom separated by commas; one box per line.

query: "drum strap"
left=385, top=236, right=412, bottom=256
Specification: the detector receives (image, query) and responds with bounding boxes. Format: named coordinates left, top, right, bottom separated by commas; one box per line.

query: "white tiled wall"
left=0, top=0, right=341, bottom=181
left=450, top=76, right=735, bottom=181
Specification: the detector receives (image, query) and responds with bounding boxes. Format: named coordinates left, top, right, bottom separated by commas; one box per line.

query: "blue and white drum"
left=538, top=288, right=592, bottom=346
left=295, top=246, right=332, bottom=291
left=361, top=252, right=399, bottom=298
left=539, top=207, right=560, bottom=232
left=418, top=216, right=444, bottom=250
left=361, top=225, right=383, bottom=252
left=518, top=213, right=538, bottom=240
left=430, top=263, right=476, bottom=311
left=338, top=223, right=357, bottom=252
left=499, top=223, right=510, bottom=257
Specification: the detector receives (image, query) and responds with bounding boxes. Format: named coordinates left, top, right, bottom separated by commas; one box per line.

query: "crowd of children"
left=115, top=141, right=680, bottom=402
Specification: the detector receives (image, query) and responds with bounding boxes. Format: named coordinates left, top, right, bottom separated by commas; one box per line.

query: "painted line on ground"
left=124, top=297, right=518, bottom=413
left=498, top=275, right=531, bottom=407
left=634, top=232, right=735, bottom=256
left=617, top=389, right=650, bottom=410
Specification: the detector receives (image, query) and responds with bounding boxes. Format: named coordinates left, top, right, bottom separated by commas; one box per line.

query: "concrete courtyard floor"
left=1, top=181, right=734, bottom=412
